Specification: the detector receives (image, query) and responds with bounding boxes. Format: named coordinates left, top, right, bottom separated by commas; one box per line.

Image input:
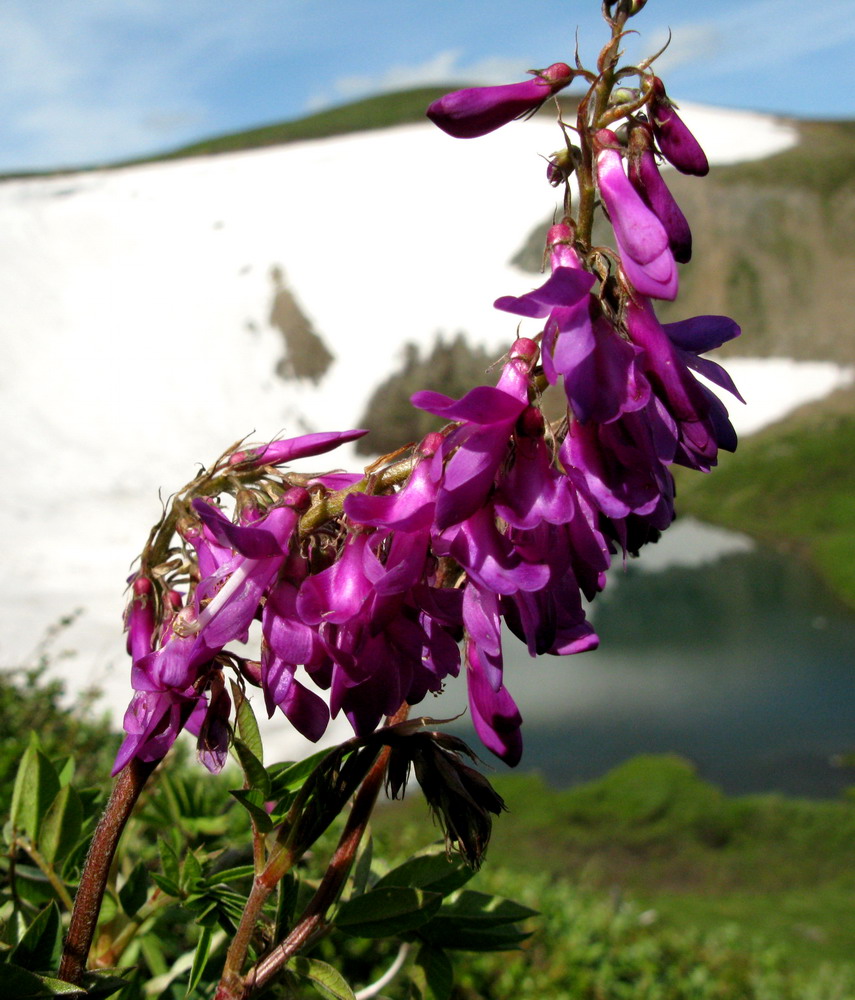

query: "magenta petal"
left=192, top=499, right=294, bottom=558
left=427, top=63, right=573, bottom=139
left=412, top=385, right=524, bottom=425
left=629, top=147, right=692, bottom=263
left=650, top=79, right=709, bottom=176
left=466, top=645, right=523, bottom=766
left=596, top=137, right=669, bottom=265
left=494, top=267, right=595, bottom=318
left=297, top=534, right=372, bottom=625
left=664, top=315, right=742, bottom=353
left=230, top=429, right=368, bottom=467
left=618, top=238, right=678, bottom=301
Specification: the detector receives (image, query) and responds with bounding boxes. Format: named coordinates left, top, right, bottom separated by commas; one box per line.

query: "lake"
left=430, top=520, right=855, bottom=799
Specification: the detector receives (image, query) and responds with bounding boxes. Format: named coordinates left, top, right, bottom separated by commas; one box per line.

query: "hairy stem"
left=58, top=757, right=160, bottom=985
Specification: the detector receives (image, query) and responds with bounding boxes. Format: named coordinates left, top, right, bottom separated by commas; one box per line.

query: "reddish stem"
left=58, top=757, right=160, bottom=984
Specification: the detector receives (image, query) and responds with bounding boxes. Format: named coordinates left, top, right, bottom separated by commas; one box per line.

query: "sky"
left=0, top=0, right=853, bottom=173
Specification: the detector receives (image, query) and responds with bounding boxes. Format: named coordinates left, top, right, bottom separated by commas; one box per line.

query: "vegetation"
left=676, top=383, right=855, bottom=609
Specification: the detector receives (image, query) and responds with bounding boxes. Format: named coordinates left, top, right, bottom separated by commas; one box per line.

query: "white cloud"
left=306, top=50, right=532, bottom=113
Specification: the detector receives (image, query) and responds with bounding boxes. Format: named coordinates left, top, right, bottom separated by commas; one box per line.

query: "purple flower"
left=427, top=63, right=574, bottom=138
left=412, top=338, right=538, bottom=530
left=229, top=428, right=368, bottom=467
left=628, top=123, right=693, bottom=263
left=595, top=129, right=678, bottom=300
left=648, top=77, right=709, bottom=177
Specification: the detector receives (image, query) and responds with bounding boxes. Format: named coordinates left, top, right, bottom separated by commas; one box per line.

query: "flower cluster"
left=116, top=14, right=742, bottom=777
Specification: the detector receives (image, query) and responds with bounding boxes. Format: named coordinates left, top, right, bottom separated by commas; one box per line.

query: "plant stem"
left=234, top=703, right=410, bottom=1000
left=15, top=838, right=75, bottom=911
left=58, top=757, right=160, bottom=985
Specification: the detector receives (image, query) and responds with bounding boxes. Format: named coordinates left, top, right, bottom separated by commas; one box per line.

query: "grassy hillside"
left=676, top=383, right=855, bottom=609
left=374, top=755, right=855, bottom=978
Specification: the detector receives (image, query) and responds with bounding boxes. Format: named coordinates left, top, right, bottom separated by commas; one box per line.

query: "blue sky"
left=0, top=0, right=852, bottom=172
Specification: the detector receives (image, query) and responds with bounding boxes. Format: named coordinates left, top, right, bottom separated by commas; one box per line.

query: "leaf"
left=39, top=785, right=83, bottom=866
left=196, top=864, right=255, bottom=888
left=289, top=956, right=356, bottom=1000
left=228, top=788, right=273, bottom=833
left=0, top=965, right=86, bottom=996
left=232, top=739, right=271, bottom=799
left=267, top=747, right=332, bottom=797
left=11, top=739, right=60, bottom=843
left=335, top=887, right=442, bottom=939
left=180, top=850, right=203, bottom=892
left=186, top=925, right=213, bottom=997
left=159, top=838, right=180, bottom=886
left=350, top=835, right=373, bottom=898
left=414, top=944, right=453, bottom=1000
left=9, top=902, right=62, bottom=972
left=434, top=891, right=537, bottom=925
left=118, top=861, right=149, bottom=917
left=416, top=891, right=536, bottom=953
left=79, top=969, right=133, bottom=999
left=374, top=853, right=474, bottom=897
left=231, top=681, right=263, bottom=764
left=417, top=920, right=531, bottom=953
left=54, top=757, right=75, bottom=788
left=150, top=873, right=181, bottom=897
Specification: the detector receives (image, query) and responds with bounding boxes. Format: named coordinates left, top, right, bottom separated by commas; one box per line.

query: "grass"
left=373, top=755, right=855, bottom=977
left=675, top=384, right=855, bottom=609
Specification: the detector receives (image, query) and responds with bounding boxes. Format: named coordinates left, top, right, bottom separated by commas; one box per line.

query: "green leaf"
left=11, top=739, right=60, bottom=842
left=417, top=919, right=530, bottom=953
left=54, top=757, right=75, bottom=788
left=186, top=925, right=214, bottom=997
left=79, top=968, right=133, bottom=999
left=0, top=964, right=86, bottom=996
left=159, top=838, right=180, bottom=886
left=9, top=902, right=62, bottom=972
left=231, top=681, right=263, bottom=764
left=150, top=872, right=181, bottom=897
left=196, top=864, right=255, bottom=888
left=228, top=788, right=274, bottom=833
left=268, top=747, right=332, bottom=796
left=39, top=785, right=83, bottom=867
left=414, top=944, right=453, bottom=1000
left=232, top=739, right=271, bottom=799
left=180, top=850, right=203, bottom=891
left=335, top=886, right=442, bottom=939
left=374, top=853, right=473, bottom=897
left=416, top=891, right=536, bottom=953
left=433, top=890, right=537, bottom=926
left=118, top=861, right=149, bottom=917
left=350, top=835, right=373, bottom=898
left=289, top=956, right=356, bottom=1000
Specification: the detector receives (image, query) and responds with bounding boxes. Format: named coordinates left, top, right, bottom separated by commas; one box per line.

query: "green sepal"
left=335, top=886, right=442, bottom=939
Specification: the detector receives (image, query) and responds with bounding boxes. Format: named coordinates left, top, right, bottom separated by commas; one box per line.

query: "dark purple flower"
left=648, top=77, right=709, bottom=177
left=427, top=63, right=574, bottom=139
left=628, top=122, right=693, bottom=263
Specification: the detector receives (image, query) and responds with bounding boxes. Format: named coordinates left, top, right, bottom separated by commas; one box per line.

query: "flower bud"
left=426, top=63, right=574, bottom=139
left=648, top=77, right=709, bottom=176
